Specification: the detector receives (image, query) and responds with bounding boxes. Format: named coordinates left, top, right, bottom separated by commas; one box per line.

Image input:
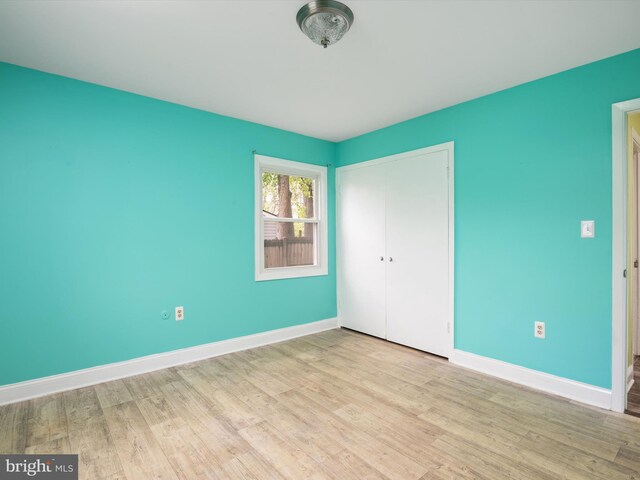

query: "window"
left=255, top=154, right=328, bottom=281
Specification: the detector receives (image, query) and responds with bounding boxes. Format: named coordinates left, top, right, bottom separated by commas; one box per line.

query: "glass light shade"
left=301, top=12, right=349, bottom=48
left=296, top=1, right=354, bottom=48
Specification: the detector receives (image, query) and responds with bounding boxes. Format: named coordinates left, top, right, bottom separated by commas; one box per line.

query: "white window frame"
left=255, top=154, right=328, bottom=281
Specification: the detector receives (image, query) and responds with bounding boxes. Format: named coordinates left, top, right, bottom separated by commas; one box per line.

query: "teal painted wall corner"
left=4, top=45, right=640, bottom=392
left=0, top=62, right=337, bottom=386
left=337, top=48, right=640, bottom=389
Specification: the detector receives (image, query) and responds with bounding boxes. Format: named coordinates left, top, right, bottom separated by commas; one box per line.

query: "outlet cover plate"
left=535, top=321, right=545, bottom=339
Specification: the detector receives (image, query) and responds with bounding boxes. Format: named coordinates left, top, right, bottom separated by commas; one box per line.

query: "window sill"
left=255, top=265, right=328, bottom=282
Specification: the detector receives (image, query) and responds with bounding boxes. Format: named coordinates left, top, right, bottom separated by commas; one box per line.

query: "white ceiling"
left=1, top=1, right=640, bottom=142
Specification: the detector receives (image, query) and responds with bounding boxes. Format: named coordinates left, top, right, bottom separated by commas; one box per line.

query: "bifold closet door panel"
left=385, top=150, right=449, bottom=356
left=337, top=164, right=387, bottom=338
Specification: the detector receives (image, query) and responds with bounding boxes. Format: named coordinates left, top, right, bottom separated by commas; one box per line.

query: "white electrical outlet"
left=534, top=321, right=545, bottom=339
left=175, top=306, right=184, bottom=321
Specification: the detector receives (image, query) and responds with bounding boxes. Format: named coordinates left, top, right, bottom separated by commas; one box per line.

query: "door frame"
left=336, top=141, right=455, bottom=357
left=634, top=131, right=640, bottom=358
left=612, top=99, right=640, bottom=412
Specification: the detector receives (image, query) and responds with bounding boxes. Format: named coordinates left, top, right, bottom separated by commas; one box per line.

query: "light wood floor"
left=2, top=328, right=640, bottom=479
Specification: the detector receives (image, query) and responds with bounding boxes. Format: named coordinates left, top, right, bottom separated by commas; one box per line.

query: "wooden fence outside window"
left=264, top=237, right=314, bottom=268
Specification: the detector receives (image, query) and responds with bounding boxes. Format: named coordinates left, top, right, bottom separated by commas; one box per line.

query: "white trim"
left=337, top=142, right=454, bottom=173
left=447, top=143, right=455, bottom=356
left=336, top=142, right=455, bottom=357
left=0, top=318, right=339, bottom=406
left=635, top=132, right=640, bottom=358
left=254, top=154, right=328, bottom=282
left=612, top=99, right=640, bottom=412
left=335, top=171, right=343, bottom=329
left=450, top=349, right=612, bottom=410
left=628, top=364, right=635, bottom=393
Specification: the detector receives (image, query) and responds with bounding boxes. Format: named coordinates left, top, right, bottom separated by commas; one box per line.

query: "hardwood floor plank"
left=63, top=387, right=103, bottom=430
left=102, top=400, right=177, bottom=480
left=26, top=393, right=68, bottom=446
left=95, top=474, right=129, bottom=480
left=519, top=431, right=639, bottom=480
left=270, top=339, right=325, bottom=363
left=432, top=433, right=557, bottom=480
left=219, top=353, right=295, bottom=397
left=276, top=388, right=430, bottom=479
left=148, top=420, right=221, bottom=479
left=63, top=387, right=126, bottom=480
left=1, top=329, right=640, bottom=480
left=0, top=400, right=29, bottom=453
left=24, top=436, right=71, bottom=454
left=122, top=374, right=164, bottom=401
left=67, top=417, right=125, bottom=480
left=95, top=380, right=133, bottom=409
left=264, top=400, right=344, bottom=463
left=422, top=459, right=492, bottom=480
left=159, top=381, right=252, bottom=466
left=238, top=421, right=326, bottom=480
left=333, top=403, right=444, bottom=468
left=321, top=449, right=389, bottom=480
left=311, top=357, right=435, bottom=415
left=220, top=451, right=286, bottom=480
left=615, top=445, right=640, bottom=473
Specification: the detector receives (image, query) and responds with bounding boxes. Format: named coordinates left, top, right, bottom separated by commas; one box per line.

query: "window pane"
left=264, top=221, right=316, bottom=268
left=262, top=172, right=315, bottom=219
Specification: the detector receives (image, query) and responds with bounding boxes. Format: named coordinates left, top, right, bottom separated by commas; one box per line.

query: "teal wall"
left=338, top=48, right=640, bottom=389
left=0, top=63, right=337, bottom=386
left=4, top=48, right=640, bottom=390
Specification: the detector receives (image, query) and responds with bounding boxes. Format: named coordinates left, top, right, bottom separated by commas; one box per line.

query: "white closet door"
left=337, top=164, right=387, bottom=338
left=385, top=150, right=449, bottom=356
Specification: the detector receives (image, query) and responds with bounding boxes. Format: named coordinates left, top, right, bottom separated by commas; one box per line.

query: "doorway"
left=612, top=100, right=640, bottom=413
left=627, top=117, right=640, bottom=417
left=613, top=101, right=640, bottom=414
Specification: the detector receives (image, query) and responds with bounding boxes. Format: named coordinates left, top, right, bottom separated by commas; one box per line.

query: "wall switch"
left=581, top=220, right=595, bottom=238
left=175, top=306, right=184, bottom=321
left=535, top=321, right=545, bottom=339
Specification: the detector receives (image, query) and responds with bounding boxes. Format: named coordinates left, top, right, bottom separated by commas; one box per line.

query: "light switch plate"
left=581, top=220, right=595, bottom=238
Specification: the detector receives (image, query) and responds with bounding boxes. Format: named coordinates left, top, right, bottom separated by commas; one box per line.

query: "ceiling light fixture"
left=296, top=0, right=354, bottom=49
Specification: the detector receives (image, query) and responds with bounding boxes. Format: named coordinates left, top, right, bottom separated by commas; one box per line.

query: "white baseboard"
left=0, top=318, right=339, bottom=406
left=628, top=364, right=635, bottom=393
left=449, top=349, right=612, bottom=410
